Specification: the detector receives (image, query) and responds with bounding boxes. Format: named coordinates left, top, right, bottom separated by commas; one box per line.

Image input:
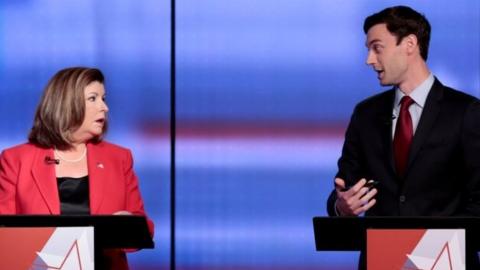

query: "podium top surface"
left=313, top=216, right=480, bottom=251
left=0, top=215, right=154, bottom=249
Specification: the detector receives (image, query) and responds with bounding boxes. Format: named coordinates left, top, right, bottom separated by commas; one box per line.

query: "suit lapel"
left=405, top=79, right=443, bottom=174
left=31, top=147, right=60, bottom=214
left=87, top=143, right=107, bottom=214
left=378, top=89, right=397, bottom=174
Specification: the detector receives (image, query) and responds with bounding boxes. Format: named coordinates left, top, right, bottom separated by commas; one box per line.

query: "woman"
left=0, top=67, right=154, bottom=269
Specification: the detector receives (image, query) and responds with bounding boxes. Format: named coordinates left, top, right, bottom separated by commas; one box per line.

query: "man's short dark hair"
left=364, top=6, right=431, bottom=61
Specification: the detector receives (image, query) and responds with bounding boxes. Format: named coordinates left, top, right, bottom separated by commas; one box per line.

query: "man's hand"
left=334, top=178, right=377, bottom=216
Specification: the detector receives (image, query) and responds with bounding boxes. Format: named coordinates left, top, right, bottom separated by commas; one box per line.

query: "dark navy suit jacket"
left=327, top=79, right=480, bottom=217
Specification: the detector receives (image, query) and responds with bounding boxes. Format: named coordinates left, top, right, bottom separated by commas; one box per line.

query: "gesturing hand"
left=334, top=178, right=377, bottom=216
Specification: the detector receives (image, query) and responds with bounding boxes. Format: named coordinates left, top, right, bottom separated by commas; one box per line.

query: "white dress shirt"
left=392, top=73, right=434, bottom=138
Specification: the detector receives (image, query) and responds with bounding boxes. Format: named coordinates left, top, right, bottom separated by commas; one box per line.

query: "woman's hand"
left=113, top=210, right=133, bottom=215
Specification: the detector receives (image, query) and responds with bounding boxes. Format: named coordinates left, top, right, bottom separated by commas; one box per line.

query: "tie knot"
left=400, top=96, right=414, bottom=108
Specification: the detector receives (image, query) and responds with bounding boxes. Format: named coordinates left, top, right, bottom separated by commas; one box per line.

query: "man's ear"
left=403, top=34, right=419, bottom=55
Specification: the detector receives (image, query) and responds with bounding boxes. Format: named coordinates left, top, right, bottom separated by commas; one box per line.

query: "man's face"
left=365, top=23, right=409, bottom=86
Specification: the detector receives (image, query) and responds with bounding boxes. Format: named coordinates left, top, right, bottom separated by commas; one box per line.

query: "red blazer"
left=0, top=141, right=154, bottom=269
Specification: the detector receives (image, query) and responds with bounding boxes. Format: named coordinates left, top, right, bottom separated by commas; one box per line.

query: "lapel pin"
left=97, top=162, right=104, bottom=169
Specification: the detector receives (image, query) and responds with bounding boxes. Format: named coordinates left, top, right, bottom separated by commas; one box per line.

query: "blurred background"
left=0, top=0, right=478, bottom=269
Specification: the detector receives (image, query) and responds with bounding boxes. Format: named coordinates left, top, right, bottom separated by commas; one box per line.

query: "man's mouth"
left=375, top=69, right=384, bottom=78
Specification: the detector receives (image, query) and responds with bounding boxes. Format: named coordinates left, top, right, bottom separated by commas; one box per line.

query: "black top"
left=57, top=175, right=90, bottom=215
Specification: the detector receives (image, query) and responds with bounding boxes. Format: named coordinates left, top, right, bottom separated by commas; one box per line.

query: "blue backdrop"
left=0, top=1, right=478, bottom=269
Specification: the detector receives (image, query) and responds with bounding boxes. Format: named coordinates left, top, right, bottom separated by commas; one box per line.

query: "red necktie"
left=393, top=96, right=414, bottom=176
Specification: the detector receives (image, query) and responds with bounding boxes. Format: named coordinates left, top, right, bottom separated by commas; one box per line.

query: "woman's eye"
left=88, top=96, right=96, bottom=101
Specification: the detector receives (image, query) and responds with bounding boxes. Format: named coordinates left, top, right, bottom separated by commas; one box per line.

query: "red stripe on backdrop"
left=139, top=121, right=348, bottom=139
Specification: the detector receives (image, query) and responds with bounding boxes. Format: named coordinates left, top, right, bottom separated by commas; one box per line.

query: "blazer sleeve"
left=123, top=149, right=155, bottom=236
left=0, top=149, right=18, bottom=214
left=460, top=100, right=480, bottom=216
left=327, top=105, right=366, bottom=216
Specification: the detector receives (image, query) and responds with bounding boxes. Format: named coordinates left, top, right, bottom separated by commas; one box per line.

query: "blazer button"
left=399, top=195, right=406, bottom=203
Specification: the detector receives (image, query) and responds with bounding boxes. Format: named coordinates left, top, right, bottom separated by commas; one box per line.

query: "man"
left=326, top=5, right=480, bottom=268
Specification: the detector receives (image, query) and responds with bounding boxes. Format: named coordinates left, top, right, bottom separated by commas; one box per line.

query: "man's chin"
left=379, top=80, right=394, bottom=87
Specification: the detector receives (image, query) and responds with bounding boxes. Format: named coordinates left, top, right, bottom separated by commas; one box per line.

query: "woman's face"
left=71, top=81, right=108, bottom=144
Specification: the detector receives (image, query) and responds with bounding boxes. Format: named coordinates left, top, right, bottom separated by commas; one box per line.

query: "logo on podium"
left=0, top=227, right=94, bottom=270
left=367, top=229, right=465, bottom=270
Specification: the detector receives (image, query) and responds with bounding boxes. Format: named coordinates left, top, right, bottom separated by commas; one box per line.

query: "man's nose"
left=366, top=51, right=376, bottom=66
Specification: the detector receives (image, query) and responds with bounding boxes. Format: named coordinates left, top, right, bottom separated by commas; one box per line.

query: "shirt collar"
left=394, top=73, right=434, bottom=108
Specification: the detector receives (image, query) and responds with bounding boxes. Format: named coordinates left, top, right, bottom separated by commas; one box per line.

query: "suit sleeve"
left=327, top=105, right=366, bottom=216
left=0, top=150, right=18, bottom=214
left=461, top=100, right=480, bottom=216
left=123, top=149, right=155, bottom=237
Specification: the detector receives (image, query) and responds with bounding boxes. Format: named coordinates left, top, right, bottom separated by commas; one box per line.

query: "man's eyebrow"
left=366, top=39, right=381, bottom=48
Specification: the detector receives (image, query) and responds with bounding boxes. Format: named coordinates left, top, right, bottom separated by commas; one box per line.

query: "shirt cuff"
left=334, top=199, right=342, bottom=216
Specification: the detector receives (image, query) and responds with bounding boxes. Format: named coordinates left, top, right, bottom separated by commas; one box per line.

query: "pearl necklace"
left=54, top=147, right=87, bottom=163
